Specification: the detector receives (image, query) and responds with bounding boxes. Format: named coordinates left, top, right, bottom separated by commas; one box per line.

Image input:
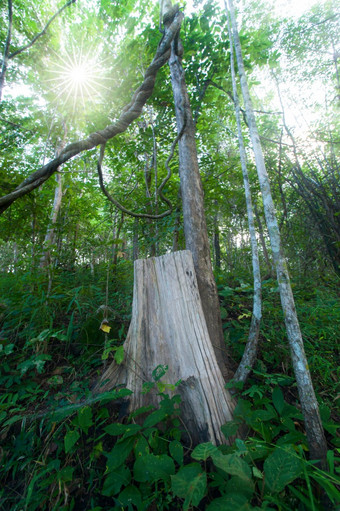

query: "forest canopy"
left=0, top=0, right=339, bottom=509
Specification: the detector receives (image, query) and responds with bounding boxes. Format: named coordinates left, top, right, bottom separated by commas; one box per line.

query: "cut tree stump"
left=97, top=250, right=235, bottom=445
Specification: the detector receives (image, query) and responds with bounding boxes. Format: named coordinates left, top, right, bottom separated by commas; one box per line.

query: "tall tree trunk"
left=0, top=0, right=13, bottom=101
left=254, top=201, right=273, bottom=276
left=167, top=9, right=230, bottom=378
left=40, top=122, right=68, bottom=268
left=132, top=217, right=139, bottom=261
left=172, top=189, right=182, bottom=252
left=226, top=7, right=262, bottom=383
left=227, top=0, right=327, bottom=465
left=213, top=203, right=221, bottom=270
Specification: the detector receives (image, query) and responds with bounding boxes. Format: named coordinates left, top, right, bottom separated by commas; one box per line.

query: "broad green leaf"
left=143, top=407, right=168, bottom=428
left=272, top=387, right=285, bottom=414
left=118, top=485, right=142, bottom=508
left=134, top=435, right=150, bottom=457
left=264, top=446, right=303, bottom=493
left=211, top=452, right=252, bottom=481
left=134, top=453, right=175, bottom=483
left=106, top=437, right=135, bottom=471
left=102, top=465, right=131, bottom=497
left=104, top=423, right=141, bottom=439
left=191, top=442, right=218, bottom=461
left=64, top=430, right=80, bottom=453
left=169, top=440, right=184, bottom=465
left=226, top=475, right=255, bottom=499
left=121, top=423, right=142, bottom=439
left=114, top=345, right=125, bottom=365
left=77, top=406, right=93, bottom=434
left=171, top=463, right=207, bottom=510
left=221, top=420, right=240, bottom=439
left=206, top=493, right=254, bottom=511
left=104, top=423, right=129, bottom=436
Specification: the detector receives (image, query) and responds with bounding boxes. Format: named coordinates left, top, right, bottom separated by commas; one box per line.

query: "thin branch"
left=0, top=116, right=35, bottom=134
left=97, top=111, right=187, bottom=219
left=7, top=0, right=77, bottom=61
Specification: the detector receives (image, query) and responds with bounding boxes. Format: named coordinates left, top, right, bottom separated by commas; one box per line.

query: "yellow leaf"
left=100, top=320, right=111, bottom=333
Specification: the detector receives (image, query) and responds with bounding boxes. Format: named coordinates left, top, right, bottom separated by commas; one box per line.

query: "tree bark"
left=0, top=0, right=13, bottom=102
left=167, top=15, right=230, bottom=378
left=40, top=123, right=68, bottom=268
left=254, top=201, right=273, bottom=276
left=226, top=6, right=262, bottom=383
left=213, top=203, right=221, bottom=270
left=227, top=0, right=327, bottom=465
left=97, top=250, right=235, bottom=445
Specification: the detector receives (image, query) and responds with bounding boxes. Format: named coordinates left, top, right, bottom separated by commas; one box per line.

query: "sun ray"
left=45, top=43, right=111, bottom=115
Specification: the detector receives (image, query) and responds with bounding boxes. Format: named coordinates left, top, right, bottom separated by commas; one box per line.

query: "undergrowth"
left=0, top=265, right=339, bottom=510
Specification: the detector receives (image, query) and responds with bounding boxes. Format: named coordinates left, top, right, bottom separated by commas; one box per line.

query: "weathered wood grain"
left=98, top=250, right=235, bottom=445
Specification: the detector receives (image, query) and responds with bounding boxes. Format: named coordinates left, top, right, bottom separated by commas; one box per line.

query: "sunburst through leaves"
left=46, top=45, right=110, bottom=115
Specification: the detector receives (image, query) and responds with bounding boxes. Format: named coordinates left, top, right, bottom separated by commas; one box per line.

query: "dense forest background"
left=0, top=0, right=339, bottom=509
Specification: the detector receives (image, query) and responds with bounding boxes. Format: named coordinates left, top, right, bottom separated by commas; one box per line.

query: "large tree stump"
left=98, top=250, right=235, bottom=445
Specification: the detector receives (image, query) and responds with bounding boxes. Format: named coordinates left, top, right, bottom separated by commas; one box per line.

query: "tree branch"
left=97, top=110, right=187, bottom=219
left=7, top=0, right=76, bottom=61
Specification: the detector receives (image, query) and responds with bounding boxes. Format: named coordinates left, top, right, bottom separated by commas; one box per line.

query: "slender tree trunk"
left=172, top=189, right=182, bottom=252
left=132, top=217, right=139, bottom=261
left=227, top=0, right=327, bottom=465
left=167, top=11, right=230, bottom=378
left=40, top=123, right=67, bottom=268
left=254, top=201, right=273, bottom=276
left=226, top=8, right=262, bottom=383
left=0, top=0, right=13, bottom=101
left=213, top=203, right=221, bottom=270
left=113, top=212, right=124, bottom=266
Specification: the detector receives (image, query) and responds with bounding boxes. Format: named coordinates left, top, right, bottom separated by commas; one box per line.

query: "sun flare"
left=46, top=46, right=110, bottom=114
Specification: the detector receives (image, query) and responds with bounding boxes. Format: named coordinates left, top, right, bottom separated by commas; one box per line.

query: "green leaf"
left=4, top=344, right=14, bottom=355
left=102, top=465, right=131, bottom=497
left=77, top=406, right=93, bottom=434
left=206, top=494, right=255, bottom=511
left=118, top=485, right=142, bottom=508
left=64, top=430, right=80, bottom=453
left=121, top=424, right=142, bottom=439
left=272, top=387, right=285, bottom=414
left=143, top=407, right=168, bottom=428
left=169, top=440, right=184, bottom=465
left=264, top=446, right=303, bottom=493
left=17, top=354, right=51, bottom=375
left=141, top=381, right=155, bottom=394
left=211, top=452, right=252, bottom=481
left=221, top=421, right=240, bottom=439
left=134, top=435, right=150, bottom=457
left=104, top=423, right=129, bottom=436
left=134, top=453, right=175, bottom=483
left=114, top=345, right=125, bottom=365
left=58, top=466, right=74, bottom=483
left=226, top=475, right=255, bottom=499
left=171, top=464, right=207, bottom=510
left=191, top=442, right=218, bottom=461
left=106, top=437, right=135, bottom=471
left=152, top=364, right=168, bottom=381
